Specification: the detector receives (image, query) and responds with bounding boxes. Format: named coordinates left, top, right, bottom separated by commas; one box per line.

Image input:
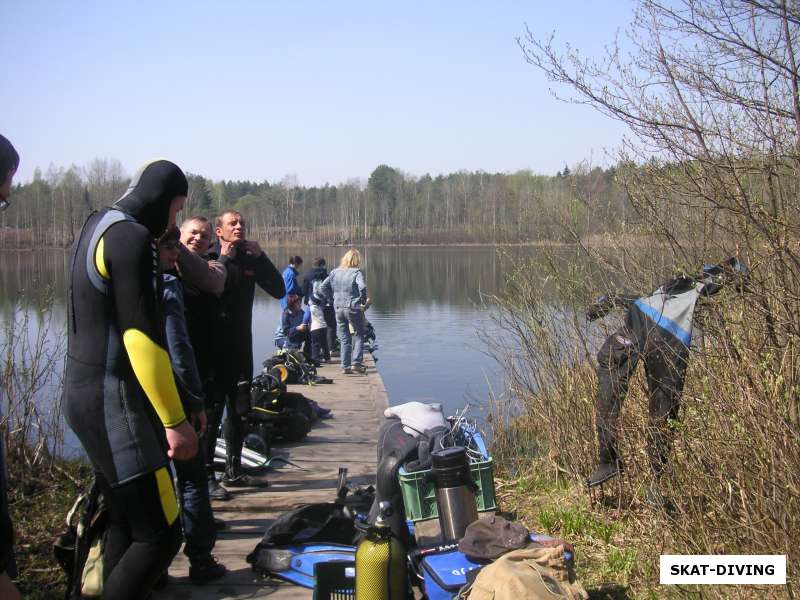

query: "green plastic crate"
left=398, top=458, right=496, bottom=522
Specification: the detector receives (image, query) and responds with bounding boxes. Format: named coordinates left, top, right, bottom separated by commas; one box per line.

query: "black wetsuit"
left=181, top=252, right=227, bottom=476
left=0, top=134, right=18, bottom=578
left=211, top=242, right=283, bottom=477
left=64, top=160, right=188, bottom=599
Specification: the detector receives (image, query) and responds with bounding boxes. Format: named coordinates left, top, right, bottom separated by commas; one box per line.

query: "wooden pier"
left=154, top=354, right=387, bottom=600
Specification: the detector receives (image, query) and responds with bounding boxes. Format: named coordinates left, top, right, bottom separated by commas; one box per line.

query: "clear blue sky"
left=3, top=1, right=635, bottom=186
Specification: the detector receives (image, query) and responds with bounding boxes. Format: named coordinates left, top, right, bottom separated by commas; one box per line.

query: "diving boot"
left=222, top=455, right=269, bottom=488
left=189, top=555, right=227, bottom=584
left=208, top=478, right=232, bottom=501
left=587, top=461, right=623, bottom=488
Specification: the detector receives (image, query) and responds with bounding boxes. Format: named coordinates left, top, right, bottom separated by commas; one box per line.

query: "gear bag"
left=460, top=544, right=588, bottom=600
left=53, top=478, right=107, bottom=600
left=264, top=349, right=332, bottom=385
left=247, top=472, right=375, bottom=574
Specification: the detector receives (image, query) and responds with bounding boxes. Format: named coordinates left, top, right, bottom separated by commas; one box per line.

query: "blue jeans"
left=335, top=307, right=365, bottom=369
left=174, top=451, right=216, bottom=561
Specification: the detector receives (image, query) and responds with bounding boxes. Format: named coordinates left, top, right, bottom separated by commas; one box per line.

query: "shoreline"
left=0, top=235, right=668, bottom=252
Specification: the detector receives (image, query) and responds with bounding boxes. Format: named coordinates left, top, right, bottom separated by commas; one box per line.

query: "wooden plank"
left=155, top=354, right=383, bottom=599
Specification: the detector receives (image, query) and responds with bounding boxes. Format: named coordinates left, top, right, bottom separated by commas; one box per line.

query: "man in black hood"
left=64, top=159, right=198, bottom=599
left=0, top=134, right=20, bottom=600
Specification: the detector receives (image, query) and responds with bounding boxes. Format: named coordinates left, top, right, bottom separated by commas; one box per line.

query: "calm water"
left=0, top=246, right=547, bottom=456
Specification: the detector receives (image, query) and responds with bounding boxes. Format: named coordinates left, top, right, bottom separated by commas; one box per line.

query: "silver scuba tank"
left=430, top=446, right=479, bottom=542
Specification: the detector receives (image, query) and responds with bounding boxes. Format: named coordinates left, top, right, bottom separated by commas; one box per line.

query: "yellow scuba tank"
left=355, top=501, right=407, bottom=600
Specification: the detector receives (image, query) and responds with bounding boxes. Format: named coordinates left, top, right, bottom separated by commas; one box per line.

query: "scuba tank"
left=355, top=501, right=407, bottom=600
left=430, top=447, right=479, bottom=542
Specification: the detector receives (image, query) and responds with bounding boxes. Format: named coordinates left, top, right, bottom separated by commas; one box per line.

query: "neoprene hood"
left=0, top=134, right=19, bottom=180
left=114, top=159, right=188, bottom=237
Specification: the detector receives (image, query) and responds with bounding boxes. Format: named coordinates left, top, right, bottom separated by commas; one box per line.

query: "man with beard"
left=64, top=159, right=198, bottom=599
left=213, top=210, right=284, bottom=486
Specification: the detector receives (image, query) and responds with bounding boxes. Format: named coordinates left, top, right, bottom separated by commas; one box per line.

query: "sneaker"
left=208, top=479, right=232, bottom=501
left=352, top=363, right=367, bottom=374
left=221, top=473, right=270, bottom=488
left=586, top=461, right=623, bottom=488
left=189, top=555, right=227, bottom=584
left=341, top=368, right=352, bottom=374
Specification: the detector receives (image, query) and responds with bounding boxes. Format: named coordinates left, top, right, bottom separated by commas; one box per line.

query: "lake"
left=0, top=245, right=538, bottom=457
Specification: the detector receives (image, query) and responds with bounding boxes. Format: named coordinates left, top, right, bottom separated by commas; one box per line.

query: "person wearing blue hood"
left=64, top=159, right=198, bottom=599
left=0, top=134, right=20, bottom=600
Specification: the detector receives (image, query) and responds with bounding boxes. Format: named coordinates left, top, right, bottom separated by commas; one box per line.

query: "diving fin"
left=258, top=543, right=356, bottom=589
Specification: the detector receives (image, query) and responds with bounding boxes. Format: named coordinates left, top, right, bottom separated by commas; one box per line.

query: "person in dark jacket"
left=160, top=230, right=227, bottom=583
left=301, top=257, right=333, bottom=362
left=0, top=134, right=20, bottom=600
left=280, top=255, right=303, bottom=309
left=280, top=294, right=311, bottom=359
left=64, top=159, right=197, bottom=600
left=213, top=210, right=284, bottom=487
left=178, top=216, right=231, bottom=502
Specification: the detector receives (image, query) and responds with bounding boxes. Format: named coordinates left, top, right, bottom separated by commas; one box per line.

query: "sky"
left=3, top=1, right=636, bottom=187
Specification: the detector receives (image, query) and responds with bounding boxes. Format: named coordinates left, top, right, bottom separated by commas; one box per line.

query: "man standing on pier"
left=178, top=216, right=231, bottom=502
left=64, top=159, right=198, bottom=599
left=213, top=210, right=284, bottom=487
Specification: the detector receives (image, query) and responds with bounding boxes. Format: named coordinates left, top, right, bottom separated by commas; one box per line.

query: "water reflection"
left=0, top=247, right=553, bottom=456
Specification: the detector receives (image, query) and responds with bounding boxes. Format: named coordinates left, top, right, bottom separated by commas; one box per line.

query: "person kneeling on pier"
left=280, top=294, right=313, bottom=363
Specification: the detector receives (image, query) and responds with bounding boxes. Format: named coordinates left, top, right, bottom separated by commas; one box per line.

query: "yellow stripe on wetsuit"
left=122, top=329, right=186, bottom=427
left=155, top=467, right=179, bottom=525
left=95, top=234, right=186, bottom=428
left=95, top=237, right=109, bottom=280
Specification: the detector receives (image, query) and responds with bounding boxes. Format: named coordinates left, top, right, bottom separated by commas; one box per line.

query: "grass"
left=499, top=474, right=639, bottom=594
left=7, top=451, right=91, bottom=599
left=496, top=465, right=794, bottom=599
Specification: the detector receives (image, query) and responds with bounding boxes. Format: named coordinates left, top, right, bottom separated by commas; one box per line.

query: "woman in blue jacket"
left=320, top=249, right=370, bottom=374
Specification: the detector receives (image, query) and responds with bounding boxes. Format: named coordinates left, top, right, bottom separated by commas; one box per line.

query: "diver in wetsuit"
left=64, top=159, right=198, bottom=599
left=0, top=134, right=21, bottom=600
left=212, top=210, right=284, bottom=486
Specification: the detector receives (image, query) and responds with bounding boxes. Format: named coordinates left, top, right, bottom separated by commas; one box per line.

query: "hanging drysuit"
left=590, top=260, right=745, bottom=480
left=63, top=160, right=188, bottom=599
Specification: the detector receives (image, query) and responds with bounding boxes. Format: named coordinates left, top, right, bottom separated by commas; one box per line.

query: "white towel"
left=384, top=401, right=448, bottom=437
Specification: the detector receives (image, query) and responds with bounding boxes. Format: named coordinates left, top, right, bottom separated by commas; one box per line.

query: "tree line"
left=0, top=159, right=634, bottom=248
